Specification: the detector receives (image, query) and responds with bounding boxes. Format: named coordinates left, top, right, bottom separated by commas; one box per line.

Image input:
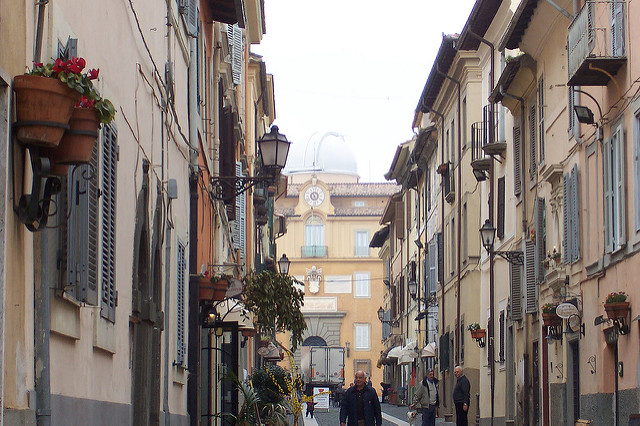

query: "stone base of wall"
left=5, top=395, right=189, bottom=426
left=581, top=388, right=639, bottom=424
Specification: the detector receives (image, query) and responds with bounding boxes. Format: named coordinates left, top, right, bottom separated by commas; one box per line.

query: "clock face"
left=304, top=186, right=325, bottom=207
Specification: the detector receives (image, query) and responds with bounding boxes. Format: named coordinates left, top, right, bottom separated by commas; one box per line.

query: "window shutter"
left=524, top=240, right=537, bottom=314
left=603, top=138, right=613, bottom=252
left=390, top=286, right=397, bottom=319
left=529, top=104, right=537, bottom=178
left=570, top=165, right=580, bottom=261
left=176, top=241, right=186, bottom=365
left=535, top=197, right=545, bottom=282
left=563, top=173, right=571, bottom=262
left=611, top=1, right=625, bottom=57
left=395, top=202, right=404, bottom=239
left=101, top=124, right=118, bottom=322
left=497, top=177, right=505, bottom=239
left=538, top=77, right=545, bottom=163
left=221, top=105, right=236, bottom=218
left=428, top=238, right=437, bottom=295
left=183, top=0, right=198, bottom=36
left=510, top=262, right=523, bottom=321
left=499, top=310, right=505, bottom=362
left=382, top=311, right=391, bottom=339
left=233, top=162, right=246, bottom=260
left=513, top=124, right=522, bottom=196
left=568, top=87, right=575, bottom=135
left=635, top=115, right=640, bottom=231
left=437, top=232, right=444, bottom=284
left=405, top=196, right=411, bottom=230
left=440, top=332, right=449, bottom=372
left=613, top=127, right=626, bottom=248
left=229, top=24, right=243, bottom=85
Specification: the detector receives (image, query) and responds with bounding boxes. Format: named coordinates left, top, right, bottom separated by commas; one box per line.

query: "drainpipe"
left=186, top=34, right=200, bottom=426
left=465, top=28, right=495, bottom=426
left=435, top=65, right=462, bottom=365
left=33, top=2, right=52, bottom=425
left=424, top=102, right=447, bottom=407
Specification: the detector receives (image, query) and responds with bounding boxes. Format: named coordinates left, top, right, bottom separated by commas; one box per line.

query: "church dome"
left=284, top=131, right=359, bottom=177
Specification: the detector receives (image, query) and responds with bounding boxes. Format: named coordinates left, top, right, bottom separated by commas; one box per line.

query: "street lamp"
left=377, top=307, right=399, bottom=327
left=210, top=125, right=291, bottom=201
left=479, top=219, right=524, bottom=265
left=408, top=280, right=438, bottom=306
left=277, top=253, right=290, bottom=275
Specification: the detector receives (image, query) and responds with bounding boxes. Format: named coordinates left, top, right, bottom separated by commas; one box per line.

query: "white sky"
left=252, top=0, right=476, bottom=182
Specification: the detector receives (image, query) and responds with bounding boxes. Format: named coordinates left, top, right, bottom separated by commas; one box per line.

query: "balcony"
left=567, top=0, right=627, bottom=86
left=443, top=168, right=455, bottom=204
left=301, top=245, right=328, bottom=258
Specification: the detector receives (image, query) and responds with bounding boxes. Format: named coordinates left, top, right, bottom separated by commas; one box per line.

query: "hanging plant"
left=242, top=271, right=306, bottom=351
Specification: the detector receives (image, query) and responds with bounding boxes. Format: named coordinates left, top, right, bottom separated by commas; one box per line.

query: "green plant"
left=605, top=291, right=627, bottom=304
left=541, top=303, right=557, bottom=314
left=30, top=57, right=115, bottom=124
left=215, top=371, right=261, bottom=425
left=467, top=322, right=481, bottom=332
left=242, top=271, right=306, bottom=351
left=250, top=365, right=290, bottom=405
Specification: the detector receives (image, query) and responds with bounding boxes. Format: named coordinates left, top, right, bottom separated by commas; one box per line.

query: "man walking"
left=340, top=371, right=382, bottom=426
left=410, top=369, right=439, bottom=426
left=453, top=366, right=470, bottom=426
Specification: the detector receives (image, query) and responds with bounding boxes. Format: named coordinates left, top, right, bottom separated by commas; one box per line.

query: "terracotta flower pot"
left=198, top=277, right=229, bottom=302
left=470, top=329, right=486, bottom=339
left=40, top=108, right=100, bottom=167
left=542, top=312, right=562, bottom=327
left=13, top=75, right=81, bottom=147
left=604, top=302, right=629, bottom=320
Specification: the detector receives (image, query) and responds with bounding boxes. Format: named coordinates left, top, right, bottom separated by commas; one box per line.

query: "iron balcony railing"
left=567, top=0, right=626, bottom=83
left=301, top=245, right=328, bottom=257
left=471, top=105, right=497, bottom=163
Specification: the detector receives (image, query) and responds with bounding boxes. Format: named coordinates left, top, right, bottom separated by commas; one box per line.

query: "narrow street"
left=303, top=402, right=456, bottom=426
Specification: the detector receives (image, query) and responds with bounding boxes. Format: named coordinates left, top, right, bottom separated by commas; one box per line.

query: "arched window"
left=302, top=336, right=327, bottom=346
left=304, top=216, right=325, bottom=257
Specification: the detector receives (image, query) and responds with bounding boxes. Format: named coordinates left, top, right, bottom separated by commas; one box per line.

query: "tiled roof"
left=287, top=182, right=400, bottom=197
left=275, top=207, right=295, bottom=216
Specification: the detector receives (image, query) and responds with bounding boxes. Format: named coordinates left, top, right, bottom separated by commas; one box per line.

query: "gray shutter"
left=233, top=162, right=246, bottom=260
left=185, top=0, right=198, bottom=36
left=529, top=105, right=537, bottom=178
left=535, top=197, right=545, bottom=282
left=563, top=173, right=571, bottom=262
left=636, top=122, right=640, bottom=231
left=611, top=1, right=625, bottom=57
left=570, top=165, right=580, bottom=262
left=176, top=241, right=186, bottom=365
left=395, top=202, right=404, bottom=239
left=382, top=310, right=391, bottom=339
left=428, top=238, right=437, bottom=295
left=614, top=127, right=626, bottom=248
left=229, top=24, right=243, bottom=85
left=603, top=139, right=613, bottom=252
left=538, top=77, right=545, bottom=163
left=524, top=240, right=537, bottom=314
left=568, top=87, right=575, bottom=135
left=497, top=177, right=505, bottom=239
left=101, top=124, right=118, bottom=322
left=513, top=125, right=522, bottom=196
left=510, top=262, right=523, bottom=321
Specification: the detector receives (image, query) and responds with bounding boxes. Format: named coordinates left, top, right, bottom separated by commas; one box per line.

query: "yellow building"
left=276, top=133, right=399, bottom=393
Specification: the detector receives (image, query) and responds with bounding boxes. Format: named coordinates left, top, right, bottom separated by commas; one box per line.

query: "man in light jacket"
left=410, top=369, right=439, bottom=426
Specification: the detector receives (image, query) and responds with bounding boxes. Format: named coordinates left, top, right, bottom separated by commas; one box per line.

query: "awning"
left=369, top=225, right=390, bottom=248
left=421, top=342, right=437, bottom=358
left=398, top=340, right=418, bottom=365
left=387, top=346, right=403, bottom=359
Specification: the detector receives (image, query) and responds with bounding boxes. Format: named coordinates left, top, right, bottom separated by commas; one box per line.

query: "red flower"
left=52, top=58, right=67, bottom=74
left=87, top=68, right=100, bottom=80
left=75, top=96, right=95, bottom=109
left=67, top=57, right=86, bottom=74
left=32, top=61, right=44, bottom=68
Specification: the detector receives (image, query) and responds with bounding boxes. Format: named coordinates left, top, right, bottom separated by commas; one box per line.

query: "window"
left=354, top=200, right=365, bottom=207
left=510, top=262, right=523, bottom=321
left=355, top=231, right=369, bottom=257
left=538, top=76, right=545, bottom=164
left=604, top=122, right=626, bottom=252
left=354, top=272, right=370, bottom=298
left=59, top=123, right=118, bottom=323
left=497, top=177, right=505, bottom=239
left=176, top=240, right=186, bottom=365
left=460, top=319, right=465, bottom=363
left=462, top=97, right=467, bottom=148
left=304, top=215, right=325, bottom=257
left=354, top=324, right=370, bottom=350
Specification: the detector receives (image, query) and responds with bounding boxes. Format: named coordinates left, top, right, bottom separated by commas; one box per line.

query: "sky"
left=252, top=0, right=477, bottom=182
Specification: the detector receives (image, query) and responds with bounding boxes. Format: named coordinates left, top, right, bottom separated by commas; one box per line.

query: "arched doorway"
left=303, top=336, right=327, bottom=346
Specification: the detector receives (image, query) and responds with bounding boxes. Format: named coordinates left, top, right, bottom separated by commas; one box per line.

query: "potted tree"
left=604, top=291, right=629, bottom=320
left=541, top=303, right=562, bottom=326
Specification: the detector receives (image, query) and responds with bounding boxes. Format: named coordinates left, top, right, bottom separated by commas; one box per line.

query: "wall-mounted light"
left=278, top=253, right=290, bottom=275
left=210, top=125, right=291, bottom=201
left=574, top=105, right=595, bottom=125
left=480, top=219, right=524, bottom=265
left=377, top=307, right=399, bottom=327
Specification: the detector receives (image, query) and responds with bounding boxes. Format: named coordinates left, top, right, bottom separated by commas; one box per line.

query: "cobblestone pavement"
left=310, top=402, right=411, bottom=426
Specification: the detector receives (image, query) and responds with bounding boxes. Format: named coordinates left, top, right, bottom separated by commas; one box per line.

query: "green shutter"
left=513, top=124, right=522, bottom=196
left=176, top=240, right=186, bottom=365
left=529, top=104, right=537, bottom=179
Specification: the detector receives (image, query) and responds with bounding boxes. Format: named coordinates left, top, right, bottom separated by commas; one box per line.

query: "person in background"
left=410, top=369, right=439, bottom=426
left=453, top=365, right=470, bottom=426
left=340, top=370, right=382, bottom=426
left=305, top=398, right=317, bottom=418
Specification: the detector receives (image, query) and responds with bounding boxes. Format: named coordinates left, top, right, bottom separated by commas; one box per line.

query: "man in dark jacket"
left=340, top=371, right=382, bottom=426
left=410, top=369, right=439, bottom=426
left=452, top=366, right=470, bottom=426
